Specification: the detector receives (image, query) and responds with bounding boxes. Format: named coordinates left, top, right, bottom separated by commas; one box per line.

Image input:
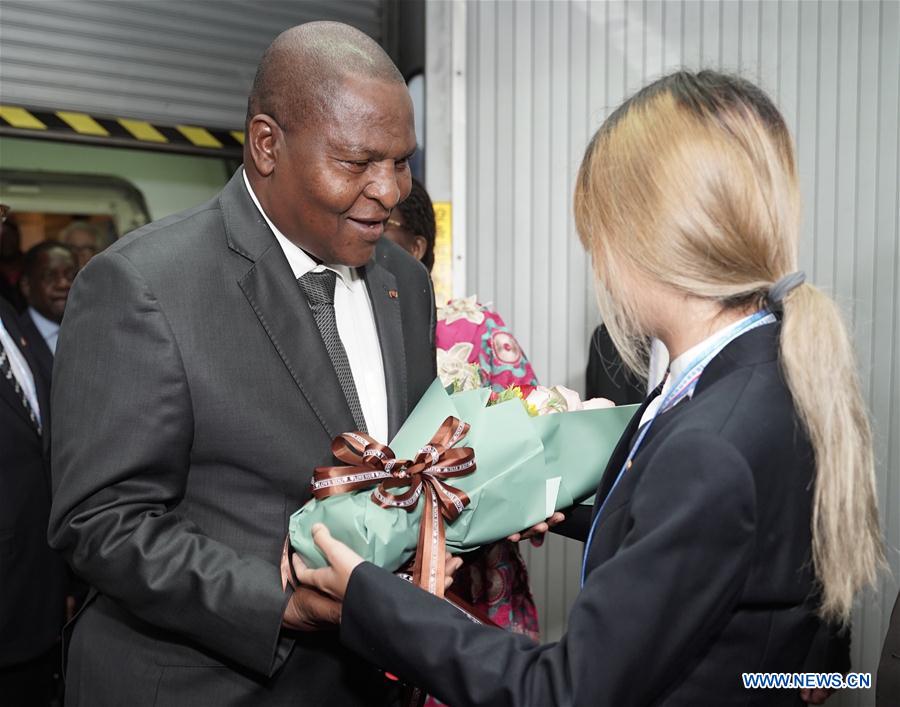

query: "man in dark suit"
left=17, top=240, right=77, bottom=383
left=0, top=295, right=67, bottom=705
left=48, top=22, right=435, bottom=706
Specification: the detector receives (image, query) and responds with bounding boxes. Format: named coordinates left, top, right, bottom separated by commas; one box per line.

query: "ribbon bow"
left=311, top=416, right=476, bottom=597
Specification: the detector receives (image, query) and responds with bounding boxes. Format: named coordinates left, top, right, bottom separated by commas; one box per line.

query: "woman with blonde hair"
left=291, top=71, right=883, bottom=706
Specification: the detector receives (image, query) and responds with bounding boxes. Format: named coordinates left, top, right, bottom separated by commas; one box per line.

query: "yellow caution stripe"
left=0, top=104, right=244, bottom=157
left=56, top=111, right=109, bottom=136
left=118, top=118, right=168, bottom=143
left=0, top=105, right=47, bottom=129
left=176, top=125, right=222, bottom=149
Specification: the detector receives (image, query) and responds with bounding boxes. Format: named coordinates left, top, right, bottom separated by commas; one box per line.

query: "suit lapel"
left=587, top=326, right=781, bottom=531
left=17, top=313, right=53, bottom=384
left=16, top=313, right=53, bottom=453
left=362, top=258, right=407, bottom=439
left=237, top=247, right=357, bottom=439
left=0, top=362, right=35, bottom=430
left=0, top=309, right=45, bottom=442
left=222, top=170, right=356, bottom=440
left=590, top=387, right=658, bottom=522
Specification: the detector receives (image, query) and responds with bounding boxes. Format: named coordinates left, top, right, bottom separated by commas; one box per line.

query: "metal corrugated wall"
left=462, top=1, right=899, bottom=700
left=0, top=0, right=385, bottom=129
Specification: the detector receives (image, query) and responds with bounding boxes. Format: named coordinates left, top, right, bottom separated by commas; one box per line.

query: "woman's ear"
left=411, top=235, right=428, bottom=263
left=246, top=114, right=279, bottom=177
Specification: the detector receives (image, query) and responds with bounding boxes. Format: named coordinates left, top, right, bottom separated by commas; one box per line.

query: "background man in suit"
left=58, top=221, right=105, bottom=270
left=18, top=240, right=77, bottom=381
left=48, top=22, right=435, bottom=706
left=0, top=292, right=67, bottom=706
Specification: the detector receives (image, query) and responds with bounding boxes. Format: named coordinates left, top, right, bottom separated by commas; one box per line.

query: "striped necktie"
left=297, top=269, right=368, bottom=433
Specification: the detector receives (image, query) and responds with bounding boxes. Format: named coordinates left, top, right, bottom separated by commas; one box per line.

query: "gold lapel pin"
left=20, top=337, right=27, bottom=347
left=388, top=289, right=399, bottom=299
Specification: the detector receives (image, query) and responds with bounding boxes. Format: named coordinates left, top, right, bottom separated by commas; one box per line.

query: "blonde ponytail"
left=780, top=284, right=884, bottom=622
left=575, top=70, right=883, bottom=623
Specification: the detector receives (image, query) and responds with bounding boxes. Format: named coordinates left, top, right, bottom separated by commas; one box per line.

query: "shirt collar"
left=241, top=169, right=356, bottom=288
left=28, top=307, right=60, bottom=339
left=666, top=315, right=752, bottom=390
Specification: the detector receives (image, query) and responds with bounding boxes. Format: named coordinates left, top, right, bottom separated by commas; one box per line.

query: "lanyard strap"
left=580, top=310, right=776, bottom=586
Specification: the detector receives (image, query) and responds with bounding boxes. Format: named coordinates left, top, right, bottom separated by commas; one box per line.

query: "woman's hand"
left=507, top=511, right=565, bottom=545
left=290, top=524, right=465, bottom=622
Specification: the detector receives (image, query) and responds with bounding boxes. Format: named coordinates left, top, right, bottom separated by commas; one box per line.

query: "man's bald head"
left=246, top=22, right=405, bottom=131
left=244, top=22, right=415, bottom=268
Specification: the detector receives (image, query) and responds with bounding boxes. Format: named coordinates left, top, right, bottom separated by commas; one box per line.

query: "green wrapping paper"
left=289, top=379, right=638, bottom=569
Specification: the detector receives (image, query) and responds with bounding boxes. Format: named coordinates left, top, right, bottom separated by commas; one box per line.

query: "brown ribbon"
left=311, top=416, right=476, bottom=598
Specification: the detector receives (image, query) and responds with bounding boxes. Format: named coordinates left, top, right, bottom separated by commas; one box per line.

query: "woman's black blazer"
left=340, top=322, right=822, bottom=707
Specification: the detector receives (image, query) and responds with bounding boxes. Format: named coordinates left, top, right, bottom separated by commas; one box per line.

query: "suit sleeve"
left=340, top=427, right=757, bottom=707
left=803, top=620, right=851, bottom=675
left=551, top=503, right=593, bottom=541
left=47, top=251, right=290, bottom=675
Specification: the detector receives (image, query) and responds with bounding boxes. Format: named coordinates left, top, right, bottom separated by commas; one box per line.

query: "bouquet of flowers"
left=289, top=379, right=637, bottom=593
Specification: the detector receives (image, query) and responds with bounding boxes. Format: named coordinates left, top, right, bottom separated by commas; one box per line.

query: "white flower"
left=524, top=384, right=615, bottom=415
left=437, top=342, right=483, bottom=391
left=524, top=386, right=551, bottom=412
left=437, top=295, right=485, bottom=325
left=524, top=386, right=568, bottom=415
left=582, top=397, right=616, bottom=410
left=552, top=385, right=584, bottom=412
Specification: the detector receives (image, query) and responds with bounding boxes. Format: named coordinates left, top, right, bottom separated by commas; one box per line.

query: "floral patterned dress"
left=434, top=296, right=541, bottom=642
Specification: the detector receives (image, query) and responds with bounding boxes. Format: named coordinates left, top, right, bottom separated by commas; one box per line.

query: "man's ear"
left=19, top=275, right=31, bottom=300
left=411, top=235, right=428, bottom=263
left=246, top=114, right=280, bottom=177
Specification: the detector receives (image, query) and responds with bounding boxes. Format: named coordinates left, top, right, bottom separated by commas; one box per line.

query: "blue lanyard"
left=579, top=310, right=776, bottom=586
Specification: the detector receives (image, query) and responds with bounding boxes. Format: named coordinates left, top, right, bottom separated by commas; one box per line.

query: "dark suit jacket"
left=340, top=323, right=824, bottom=706
left=877, top=589, right=900, bottom=706
left=47, top=170, right=436, bottom=706
left=17, top=309, right=54, bottom=384
left=585, top=323, right=645, bottom=405
left=0, top=298, right=66, bottom=666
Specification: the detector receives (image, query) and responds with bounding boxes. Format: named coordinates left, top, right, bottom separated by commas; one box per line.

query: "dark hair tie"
left=766, top=271, right=806, bottom=312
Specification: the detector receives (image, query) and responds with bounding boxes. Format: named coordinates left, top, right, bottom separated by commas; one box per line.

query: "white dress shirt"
left=646, top=338, right=668, bottom=393
left=28, top=306, right=61, bottom=354
left=242, top=171, right=389, bottom=443
left=0, top=315, right=41, bottom=424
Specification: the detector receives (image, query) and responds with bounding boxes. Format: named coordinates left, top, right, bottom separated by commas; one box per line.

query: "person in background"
left=18, top=240, right=89, bottom=632
left=384, top=177, right=541, bottom=654
left=293, top=70, right=885, bottom=707
left=585, top=323, right=646, bottom=404
left=385, top=178, right=539, bottom=396
left=0, top=207, right=25, bottom=310
left=0, top=293, right=67, bottom=707
left=59, top=220, right=105, bottom=270
left=17, top=241, right=77, bottom=378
